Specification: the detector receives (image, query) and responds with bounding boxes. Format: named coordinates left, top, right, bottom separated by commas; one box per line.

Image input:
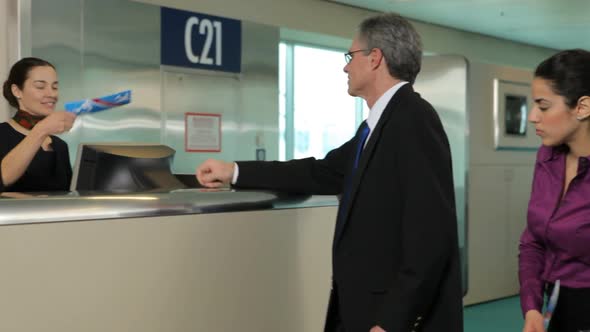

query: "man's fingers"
left=196, top=167, right=211, bottom=185
left=198, top=173, right=224, bottom=188
left=196, top=166, right=225, bottom=187
left=195, top=160, right=232, bottom=187
left=203, top=180, right=224, bottom=188
left=200, top=170, right=218, bottom=184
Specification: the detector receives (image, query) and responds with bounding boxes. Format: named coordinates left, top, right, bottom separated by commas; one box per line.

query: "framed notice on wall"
left=493, top=79, right=538, bottom=150
left=185, top=112, right=221, bottom=152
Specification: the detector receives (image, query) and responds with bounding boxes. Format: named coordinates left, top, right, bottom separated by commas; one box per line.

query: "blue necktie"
left=352, top=122, right=370, bottom=169
left=334, top=121, right=371, bottom=243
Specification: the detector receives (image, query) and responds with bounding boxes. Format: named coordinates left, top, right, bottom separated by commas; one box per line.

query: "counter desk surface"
left=0, top=189, right=338, bottom=226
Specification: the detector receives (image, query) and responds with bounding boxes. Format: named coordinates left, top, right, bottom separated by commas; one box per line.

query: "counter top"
left=0, top=189, right=338, bottom=226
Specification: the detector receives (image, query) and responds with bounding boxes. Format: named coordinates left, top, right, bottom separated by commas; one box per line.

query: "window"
left=279, top=42, right=366, bottom=161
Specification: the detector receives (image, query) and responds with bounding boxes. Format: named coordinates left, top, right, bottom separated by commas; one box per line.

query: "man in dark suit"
left=196, top=13, right=463, bottom=332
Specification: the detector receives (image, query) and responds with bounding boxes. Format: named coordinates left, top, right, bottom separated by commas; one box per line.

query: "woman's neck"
left=566, top=130, right=590, bottom=158
left=12, top=109, right=45, bottom=130
left=8, top=118, right=31, bottom=135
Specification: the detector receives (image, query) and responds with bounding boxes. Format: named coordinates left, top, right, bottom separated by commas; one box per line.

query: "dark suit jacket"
left=235, top=84, right=463, bottom=332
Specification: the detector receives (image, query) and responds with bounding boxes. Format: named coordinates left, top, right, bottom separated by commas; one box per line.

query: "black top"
left=0, top=122, right=72, bottom=192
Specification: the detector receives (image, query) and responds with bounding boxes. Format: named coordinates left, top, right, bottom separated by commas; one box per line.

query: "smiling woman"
left=0, top=57, right=77, bottom=192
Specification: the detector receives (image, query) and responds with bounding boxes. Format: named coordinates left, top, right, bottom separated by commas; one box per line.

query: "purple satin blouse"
left=519, top=145, right=590, bottom=315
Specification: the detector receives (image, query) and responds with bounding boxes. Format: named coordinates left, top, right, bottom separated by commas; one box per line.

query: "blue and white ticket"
left=65, top=90, right=132, bottom=115
left=544, top=279, right=560, bottom=329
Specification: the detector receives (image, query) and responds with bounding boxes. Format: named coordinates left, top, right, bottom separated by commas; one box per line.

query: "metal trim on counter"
left=0, top=190, right=338, bottom=226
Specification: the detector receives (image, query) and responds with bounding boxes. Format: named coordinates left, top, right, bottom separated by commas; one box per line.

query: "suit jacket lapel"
left=335, top=84, right=412, bottom=244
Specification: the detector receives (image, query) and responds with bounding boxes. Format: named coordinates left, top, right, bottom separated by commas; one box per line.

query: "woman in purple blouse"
left=520, top=49, right=590, bottom=332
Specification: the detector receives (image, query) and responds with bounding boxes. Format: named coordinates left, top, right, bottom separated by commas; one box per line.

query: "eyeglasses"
left=344, top=49, right=369, bottom=63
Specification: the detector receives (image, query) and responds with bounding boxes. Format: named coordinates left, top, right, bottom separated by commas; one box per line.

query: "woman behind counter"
left=520, top=49, right=590, bottom=332
left=1, top=57, right=76, bottom=192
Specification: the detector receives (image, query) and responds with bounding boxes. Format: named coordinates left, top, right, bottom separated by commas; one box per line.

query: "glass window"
left=279, top=42, right=365, bottom=161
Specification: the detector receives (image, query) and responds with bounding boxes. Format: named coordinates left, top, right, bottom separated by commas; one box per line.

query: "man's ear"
left=369, top=48, right=383, bottom=70
left=576, top=96, right=590, bottom=121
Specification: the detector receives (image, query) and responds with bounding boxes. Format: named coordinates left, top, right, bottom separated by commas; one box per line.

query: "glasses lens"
left=344, top=53, right=351, bottom=63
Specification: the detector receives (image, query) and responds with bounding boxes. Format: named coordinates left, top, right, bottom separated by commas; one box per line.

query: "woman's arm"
left=0, top=111, right=75, bottom=188
left=1, top=125, right=48, bottom=188
left=519, top=148, right=551, bottom=317
left=519, top=227, right=547, bottom=332
left=519, top=226, right=546, bottom=315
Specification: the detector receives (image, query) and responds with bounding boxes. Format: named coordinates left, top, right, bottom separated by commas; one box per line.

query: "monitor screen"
left=504, top=94, right=528, bottom=136
left=70, top=144, right=186, bottom=192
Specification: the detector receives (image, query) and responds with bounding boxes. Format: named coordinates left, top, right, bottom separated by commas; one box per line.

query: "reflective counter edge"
left=0, top=189, right=338, bottom=226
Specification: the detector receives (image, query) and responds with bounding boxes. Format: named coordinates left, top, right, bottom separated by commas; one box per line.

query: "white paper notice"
left=185, top=113, right=221, bottom=152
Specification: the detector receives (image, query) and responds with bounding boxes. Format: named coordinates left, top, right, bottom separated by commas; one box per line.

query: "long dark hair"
left=535, top=49, right=590, bottom=108
left=2, top=57, right=56, bottom=109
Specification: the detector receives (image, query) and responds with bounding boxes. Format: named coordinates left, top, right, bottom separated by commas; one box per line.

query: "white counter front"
left=0, top=191, right=338, bottom=332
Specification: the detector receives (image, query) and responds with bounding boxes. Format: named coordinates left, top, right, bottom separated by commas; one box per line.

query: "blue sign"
left=161, top=7, right=242, bottom=73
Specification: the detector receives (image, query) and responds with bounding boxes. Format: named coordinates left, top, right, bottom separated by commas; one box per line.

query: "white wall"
left=0, top=0, right=27, bottom=121
left=0, top=0, right=13, bottom=121
left=464, top=62, right=536, bottom=304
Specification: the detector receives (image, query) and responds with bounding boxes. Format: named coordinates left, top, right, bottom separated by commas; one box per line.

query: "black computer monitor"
left=70, top=144, right=186, bottom=192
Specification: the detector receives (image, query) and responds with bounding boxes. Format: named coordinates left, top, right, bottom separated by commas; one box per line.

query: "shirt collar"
left=366, top=81, right=408, bottom=131
left=541, top=145, right=568, bottom=162
left=541, top=144, right=590, bottom=163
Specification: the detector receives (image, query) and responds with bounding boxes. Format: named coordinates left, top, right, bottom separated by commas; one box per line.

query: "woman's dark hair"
left=2, top=57, right=55, bottom=109
left=534, top=49, right=590, bottom=108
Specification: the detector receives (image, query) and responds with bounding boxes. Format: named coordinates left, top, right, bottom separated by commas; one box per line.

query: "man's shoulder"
left=391, top=87, right=436, bottom=118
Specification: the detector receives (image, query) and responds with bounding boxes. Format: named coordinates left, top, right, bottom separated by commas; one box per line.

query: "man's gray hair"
left=358, top=13, right=422, bottom=84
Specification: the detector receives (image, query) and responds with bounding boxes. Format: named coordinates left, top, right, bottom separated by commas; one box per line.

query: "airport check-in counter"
left=0, top=190, right=338, bottom=332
